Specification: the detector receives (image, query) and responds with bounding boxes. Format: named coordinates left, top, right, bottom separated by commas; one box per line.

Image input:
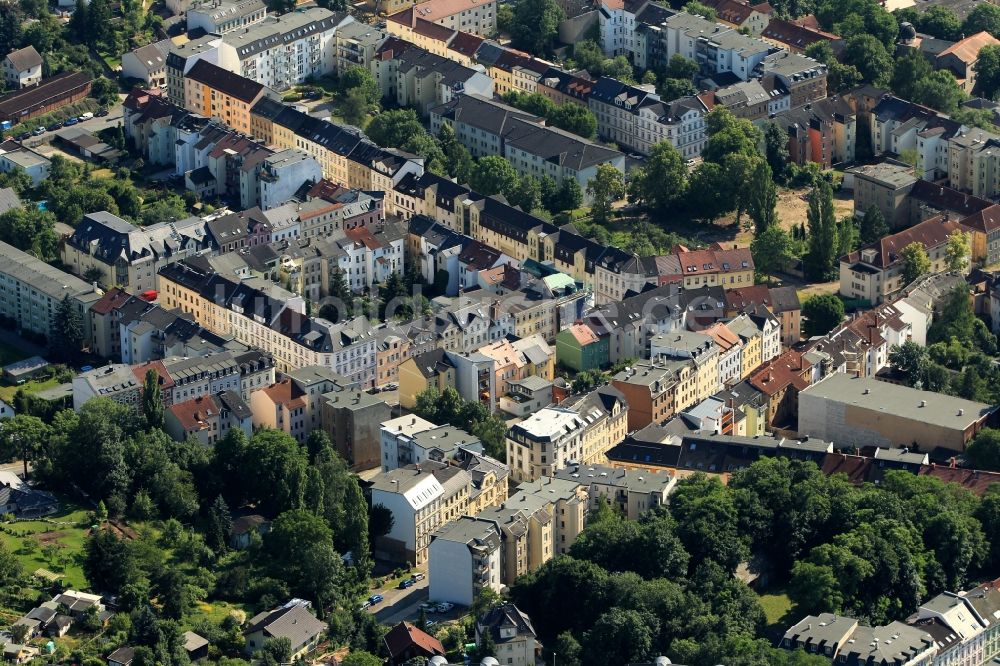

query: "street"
left=19, top=105, right=124, bottom=152
left=370, top=577, right=429, bottom=625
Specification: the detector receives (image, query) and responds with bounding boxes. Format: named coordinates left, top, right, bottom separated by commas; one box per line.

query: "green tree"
left=509, top=0, right=565, bottom=55
left=683, top=0, right=716, bottom=19
left=801, top=294, right=845, bottom=337
left=206, top=495, right=232, bottom=554
left=975, top=44, right=1000, bottom=99
left=365, top=109, right=426, bottom=148
left=340, top=652, right=382, bottom=666
left=341, top=88, right=372, bottom=127
left=628, top=141, right=687, bottom=212
left=900, top=241, right=932, bottom=286
left=50, top=294, right=83, bottom=362
left=888, top=341, right=929, bottom=388
left=587, top=164, right=625, bottom=225
left=266, top=509, right=344, bottom=608
left=891, top=49, right=936, bottom=102
left=945, top=230, right=971, bottom=271
left=581, top=608, right=654, bottom=666
left=919, top=5, right=962, bottom=40
left=859, top=205, right=889, bottom=244
left=471, top=156, right=520, bottom=197
left=842, top=34, right=893, bottom=86
left=746, top=161, right=777, bottom=234
left=549, top=104, right=598, bottom=138
left=763, top=121, right=789, bottom=183
left=141, top=369, right=163, bottom=430
left=339, top=65, right=380, bottom=104
left=967, top=429, right=1000, bottom=471
left=805, top=179, right=839, bottom=280
left=572, top=40, right=606, bottom=73
left=0, top=414, right=50, bottom=478
left=964, top=2, right=1000, bottom=38
left=751, top=225, right=794, bottom=283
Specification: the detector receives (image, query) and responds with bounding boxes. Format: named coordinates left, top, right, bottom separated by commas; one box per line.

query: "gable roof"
left=4, top=46, right=41, bottom=72
left=937, top=31, right=1000, bottom=65
left=244, top=603, right=326, bottom=647
left=841, top=215, right=965, bottom=269
left=186, top=59, right=267, bottom=103
left=383, top=622, right=445, bottom=659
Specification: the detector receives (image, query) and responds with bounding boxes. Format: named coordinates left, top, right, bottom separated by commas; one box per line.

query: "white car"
left=78, top=112, right=94, bottom=121
left=435, top=602, right=454, bottom=612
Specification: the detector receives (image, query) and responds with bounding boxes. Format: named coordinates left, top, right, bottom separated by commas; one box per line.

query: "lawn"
left=185, top=600, right=248, bottom=629
left=0, top=500, right=94, bottom=589
left=758, top=588, right=798, bottom=640
left=0, top=376, right=61, bottom=403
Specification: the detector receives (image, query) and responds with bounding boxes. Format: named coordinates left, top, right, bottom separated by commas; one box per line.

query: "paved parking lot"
left=18, top=105, right=124, bottom=151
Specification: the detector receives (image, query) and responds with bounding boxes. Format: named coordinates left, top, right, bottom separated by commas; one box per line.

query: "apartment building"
left=839, top=216, right=971, bottom=304
left=72, top=364, right=143, bottom=411
left=773, top=95, right=856, bottom=169
left=650, top=329, right=721, bottom=401
left=217, top=8, right=355, bottom=92
left=164, top=391, right=253, bottom=445
left=165, top=35, right=224, bottom=107
left=370, top=463, right=473, bottom=566
left=61, top=211, right=209, bottom=294
left=513, top=476, right=587, bottom=555
left=673, top=245, right=754, bottom=290
left=753, top=50, right=827, bottom=109
left=182, top=60, right=277, bottom=136
left=387, top=0, right=498, bottom=38
left=506, top=386, right=627, bottom=482
left=387, top=48, right=494, bottom=116
left=121, top=41, right=172, bottom=89
left=428, top=517, right=503, bottom=606
left=186, top=0, right=267, bottom=35
left=432, top=93, right=625, bottom=200
left=554, top=463, right=674, bottom=519
left=870, top=95, right=961, bottom=182
left=0, top=241, right=102, bottom=348
left=379, top=416, right=482, bottom=471
left=588, top=77, right=708, bottom=158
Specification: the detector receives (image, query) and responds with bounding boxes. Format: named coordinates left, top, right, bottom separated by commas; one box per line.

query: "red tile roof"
left=938, top=31, right=1000, bottom=65
left=132, top=360, right=174, bottom=392
left=383, top=622, right=445, bottom=660
left=168, top=394, right=221, bottom=432
left=675, top=246, right=753, bottom=275
left=90, top=287, right=132, bottom=315
left=748, top=349, right=810, bottom=396
left=259, top=378, right=306, bottom=409
left=566, top=322, right=600, bottom=346
left=961, top=204, right=1000, bottom=234
left=841, top=215, right=966, bottom=269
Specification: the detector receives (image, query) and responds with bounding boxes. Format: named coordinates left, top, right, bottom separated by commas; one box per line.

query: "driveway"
left=19, top=105, right=124, bottom=151
left=370, top=577, right=429, bottom=624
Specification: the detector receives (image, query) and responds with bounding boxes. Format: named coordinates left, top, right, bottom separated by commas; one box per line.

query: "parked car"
left=413, top=572, right=425, bottom=581
left=398, top=579, right=414, bottom=590
left=15, top=132, right=29, bottom=141
left=368, top=594, right=383, bottom=604
left=47, top=122, right=62, bottom=131
left=435, top=602, right=454, bottom=612
left=62, top=117, right=79, bottom=126
left=304, top=90, right=321, bottom=99
left=31, top=127, right=44, bottom=136
left=425, top=620, right=436, bottom=628
left=360, top=601, right=371, bottom=611
left=419, top=602, right=437, bottom=613
left=78, top=112, right=94, bottom=120
left=383, top=382, right=398, bottom=391
left=95, top=108, right=109, bottom=117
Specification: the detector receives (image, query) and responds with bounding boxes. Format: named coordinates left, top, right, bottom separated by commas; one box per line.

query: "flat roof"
left=801, top=373, right=994, bottom=430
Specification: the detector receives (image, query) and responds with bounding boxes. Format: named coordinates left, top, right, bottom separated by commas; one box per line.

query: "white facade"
left=186, top=0, right=267, bottom=35
left=428, top=517, right=503, bottom=607
left=217, top=9, right=354, bottom=92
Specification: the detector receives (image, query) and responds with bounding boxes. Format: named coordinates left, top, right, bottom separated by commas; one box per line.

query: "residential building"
left=386, top=0, right=498, bottom=38
left=429, top=94, right=624, bottom=198
left=72, top=364, right=143, bottom=411
left=839, top=216, right=971, bottom=304
left=383, top=623, right=446, bottom=666
left=901, top=29, right=1000, bottom=93
left=427, top=516, right=503, bottom=606
left=651, top=329, right=721, bottom=401
left=183, top=60, right=278, bottom=136
left=506, top=386, right=627, bottom=482
left=379, top=415, right=482, bottom=471
left=847, top=162, right=919, bottom=229
left=754, top=50, right=827, bottom=108
left=122, top=41, right=172, bottom=89
left=397, top=349, right=457, bottom=409
left=243, top=601, right=326, bottom=660
left=165, top=35, right=224, bottom=107
left=701, top=322, right=742, bottom=386
left=0, top=241, right=102, bottom=346
left=62, top=211, right=209, bottom=294
left=498, top=375, right=553, bottom=418
left=370, top=462, right=473, bottom=566
left=587, top=77, right=709, bottom=158
left=760, top=17, right=841, bottom=54
left=0, top=140, right=50, bottom=186
left=704, top=0, right=771, bottom=35
left=187, top=0, right=267, bottom=35
left=748, top=348, right=811, bottom=428
left=216, top=8, right=354, bottom=92
left=773, top=95, right=856, bottom=168
left=555, top=322, right=608, bottom=372
left=2, top=46, right=42, bottom=89
left=319, top=389, right=391, bottom=470
left=724, top=284, right=801, bottom=347
left=0, top=71, right=92, bottom=123
left=554, top=463, right=674, bottom=518
left=799, top=372, right=994, bottom=453
left=475, top=604, right=537, bottom=666
left=164, top=391, right=253, bottom=445
left=780, top=615, right=935, bottom=665
left=674, top=245, right=754, bottom=290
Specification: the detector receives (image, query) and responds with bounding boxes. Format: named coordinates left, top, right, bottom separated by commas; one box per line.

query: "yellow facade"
left=183, top=79, right=257, bottom=136
left=740, top=333, right=762, bottom=379
left=680, top=268, right=754, bottom=290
